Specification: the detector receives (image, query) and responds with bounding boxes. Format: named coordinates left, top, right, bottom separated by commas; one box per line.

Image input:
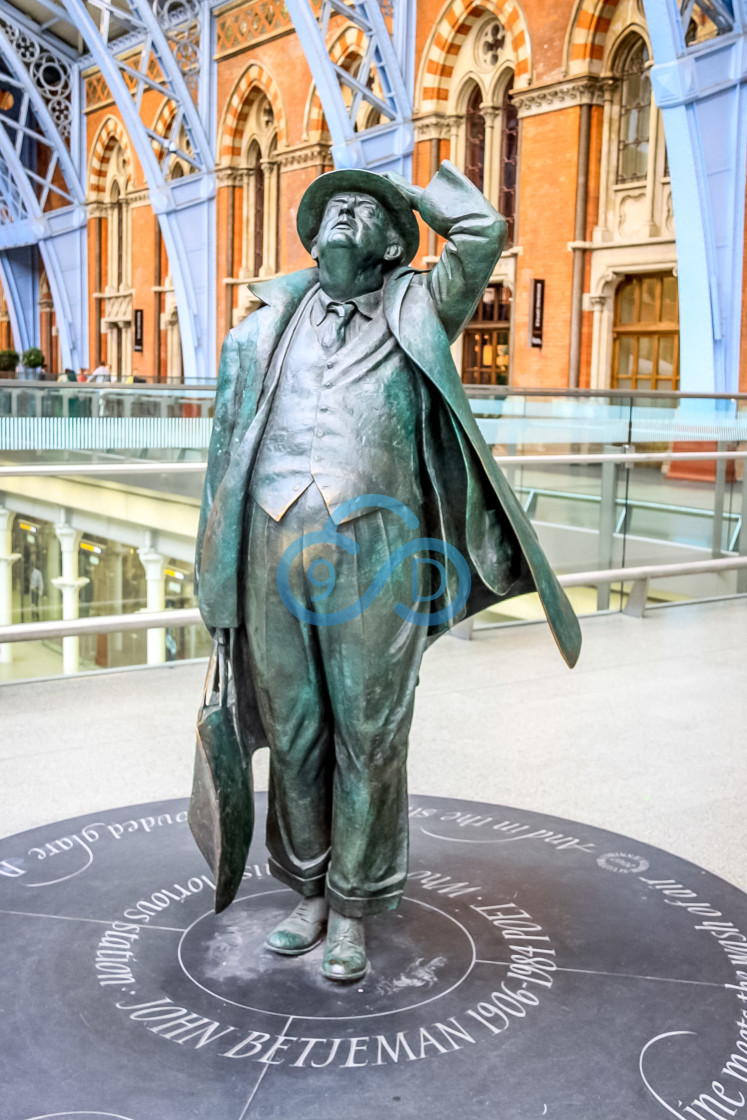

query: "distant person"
left=77, top=368, right=89, bottom=382
left=29, top=565, right=44, bottom=621
left=89, top=363, right=111, bottom=383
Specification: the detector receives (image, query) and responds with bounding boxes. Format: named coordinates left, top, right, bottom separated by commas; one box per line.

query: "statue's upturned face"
left=315, top=192, right=394, bottom=262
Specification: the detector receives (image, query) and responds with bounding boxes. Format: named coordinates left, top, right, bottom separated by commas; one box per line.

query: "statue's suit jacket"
left=196, top=161, right=581, bottom=754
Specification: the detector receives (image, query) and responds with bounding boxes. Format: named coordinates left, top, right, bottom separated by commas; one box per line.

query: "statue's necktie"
left=316, top=301, right=355, bottom=353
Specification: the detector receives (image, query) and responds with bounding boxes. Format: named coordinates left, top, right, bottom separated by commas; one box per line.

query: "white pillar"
left=0, top=508, right=20, bottom=664
left=110, top=542, right=125, bottom=654
left=52, top=521, right=89, bottom=675
left=448, top=114, right=460, bottom=166
left=260, top=158, right=278, bottom=277
left=138, top=540, right=166, bottom=665
left=590, top=295, right=607, bottom=390
left=480, top=105, right=499, bottom=208
left=594, top=80, right=615, bottom=241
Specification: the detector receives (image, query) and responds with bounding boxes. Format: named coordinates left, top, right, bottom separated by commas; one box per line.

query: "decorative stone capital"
left=51, top=575, right=89, bottom=594
left=216, top=167, right=243, bottom=187
left=601, top=77, right=616, bottom=103
left=275, top=144, right=333, bottom=171
left=413, top=113, right=452, bottom=143
left=512, top=78, right=604, bottom=119
left=138, top=544, right=165, bottom=584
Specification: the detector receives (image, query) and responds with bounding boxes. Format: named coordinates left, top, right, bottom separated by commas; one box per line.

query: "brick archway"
left=151, top=98, right=178, bottom=145
left=417, top=0, right=531, bottom=113
left=220, top=62, right=287, bottom=165
left=88, top=116, right=134, bottom=199
left=565, top=0, right=620, bottom=77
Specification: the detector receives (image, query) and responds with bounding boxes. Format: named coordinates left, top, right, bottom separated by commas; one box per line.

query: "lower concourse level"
left=2, top=596, right=745, bottom=892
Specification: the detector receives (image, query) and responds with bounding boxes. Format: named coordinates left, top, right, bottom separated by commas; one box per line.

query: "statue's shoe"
left=321, top=912, right=367, bottom=981
left=264, top=897, right=329, bottom=956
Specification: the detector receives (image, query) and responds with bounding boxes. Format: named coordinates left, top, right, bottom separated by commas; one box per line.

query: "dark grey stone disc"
left=2, top=794, right=747, bottom=1120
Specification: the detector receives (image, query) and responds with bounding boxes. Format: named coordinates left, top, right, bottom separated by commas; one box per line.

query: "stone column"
left=589, top=295, right=608, bottom=390
left=644, top=70, right=660, bottom=235
left=109, top=542, right=126, bottom=655
left=0, top=507, right=19, bottom=664
left=138, top=540, right=166, bottom=665
left=594, top=80, right=616, bottom=240
left=52, top=521, right=89, bottom=675
left=480, top=105, right=499, bottom=208
left=447, top=115, right=460, bottom=166
left=261, top=158, right=279, bottom=277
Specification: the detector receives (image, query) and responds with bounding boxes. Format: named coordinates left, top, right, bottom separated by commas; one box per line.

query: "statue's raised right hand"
left=382, top=171, right=424, bottom=212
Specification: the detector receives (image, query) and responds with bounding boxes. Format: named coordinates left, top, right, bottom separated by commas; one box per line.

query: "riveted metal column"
left=642, top=0, right=747, bottom=393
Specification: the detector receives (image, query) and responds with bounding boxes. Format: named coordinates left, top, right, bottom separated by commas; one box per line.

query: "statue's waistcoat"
left=250, top=285, right=422, bottom=524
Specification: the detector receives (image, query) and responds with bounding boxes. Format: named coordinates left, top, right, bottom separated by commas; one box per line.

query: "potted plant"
left=21, top=347, right=45, bottom=380
left=0, top=349, right=19, bottom=380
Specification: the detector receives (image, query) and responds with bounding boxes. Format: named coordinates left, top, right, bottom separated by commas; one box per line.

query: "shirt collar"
left=313, top=285, right=382, bottom=326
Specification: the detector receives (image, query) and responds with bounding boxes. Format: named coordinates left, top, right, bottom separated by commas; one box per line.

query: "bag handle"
left=202, top=642, right=219, bottom=708
left=216, top=639, right=229, bottom=708
left=202, top=634, right=231, bottom=710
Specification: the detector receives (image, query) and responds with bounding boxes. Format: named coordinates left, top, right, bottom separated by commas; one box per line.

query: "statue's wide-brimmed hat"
left=297, top=168, right=420, bottom=264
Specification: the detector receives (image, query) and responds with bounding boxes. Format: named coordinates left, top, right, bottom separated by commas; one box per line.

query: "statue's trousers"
left=243, top=484, right=429, bottom=917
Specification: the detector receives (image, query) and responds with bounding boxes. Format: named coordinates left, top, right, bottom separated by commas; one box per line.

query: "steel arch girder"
left=154, top=193, right=216, bottom=384
left=48, top=0, right=217, bottom=380
left=284, top=0, right=414, bottom=174
left=643, top=0, right=747, bottom=393
left=0, top=245, right=35, bottom=353
left=56, top=0, right=195, bottom=185
left=0, top=214, right=87, bottom=367
left=116, top=0, right=214, bottom=169
left=39, top=220, right=88, bottom=370
left=0, top=20, right=84, bottom=204
left=0, top=90, right=87, bottom=369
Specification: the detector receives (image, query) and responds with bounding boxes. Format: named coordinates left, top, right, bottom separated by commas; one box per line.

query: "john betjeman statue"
left=194, top=160, right=581, bottom=983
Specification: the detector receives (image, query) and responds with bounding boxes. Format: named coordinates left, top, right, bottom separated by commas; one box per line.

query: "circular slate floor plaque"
left=3, top=795, right=747, bottom=1120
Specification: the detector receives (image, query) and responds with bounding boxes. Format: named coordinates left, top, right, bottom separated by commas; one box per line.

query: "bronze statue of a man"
left=194, top=160, right=581, bottom=983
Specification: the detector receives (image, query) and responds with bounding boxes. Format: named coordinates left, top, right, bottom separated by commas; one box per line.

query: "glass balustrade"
left=0, top=384, right=744, bottom=679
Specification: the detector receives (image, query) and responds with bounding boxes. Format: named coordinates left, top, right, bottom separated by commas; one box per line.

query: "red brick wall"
left=513, top=107, right=579, bottom=387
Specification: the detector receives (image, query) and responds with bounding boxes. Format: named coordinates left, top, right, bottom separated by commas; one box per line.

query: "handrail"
left=0, top=461, right=207, bottom=477
left=0, top=607, right=200, bottom=643
left=516, top=484, right=740, bottom=521
left=466, top=387, right=747, bottom=401
left=557, top=555, right=747, bottom=587
left=1, top=448, right=746, bottom=478
left=2, top=555, right=747, bottom=645
left=494, top=450, right=747, bottom=465
left=7, top=379, right=747, bottom=401
left=0, top=380, right=217, bottom=393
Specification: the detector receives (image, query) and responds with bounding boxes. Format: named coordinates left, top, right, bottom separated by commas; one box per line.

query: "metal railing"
left=3, top=553, right=747, bottom=647
left=1, top=447, right=746, bottom=662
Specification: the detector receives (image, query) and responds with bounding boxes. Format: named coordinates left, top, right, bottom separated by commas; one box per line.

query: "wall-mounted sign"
left=530, top=279, right=545, bottom=348
left=134, top=309, right=144, bottom=352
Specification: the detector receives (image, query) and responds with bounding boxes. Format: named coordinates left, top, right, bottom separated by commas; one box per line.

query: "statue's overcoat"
left=196, top=162, right=581, bottom=756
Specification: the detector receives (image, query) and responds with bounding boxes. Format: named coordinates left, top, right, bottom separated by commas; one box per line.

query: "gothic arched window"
left=464, top=85, right=485, bottom=192
left=248, top=141, right=264, bottom=278
left=499, top=82, right=518, bottom=244
left=110, top=179, right=125, bottom=290
left=616, top=37, right=651, bottom=183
